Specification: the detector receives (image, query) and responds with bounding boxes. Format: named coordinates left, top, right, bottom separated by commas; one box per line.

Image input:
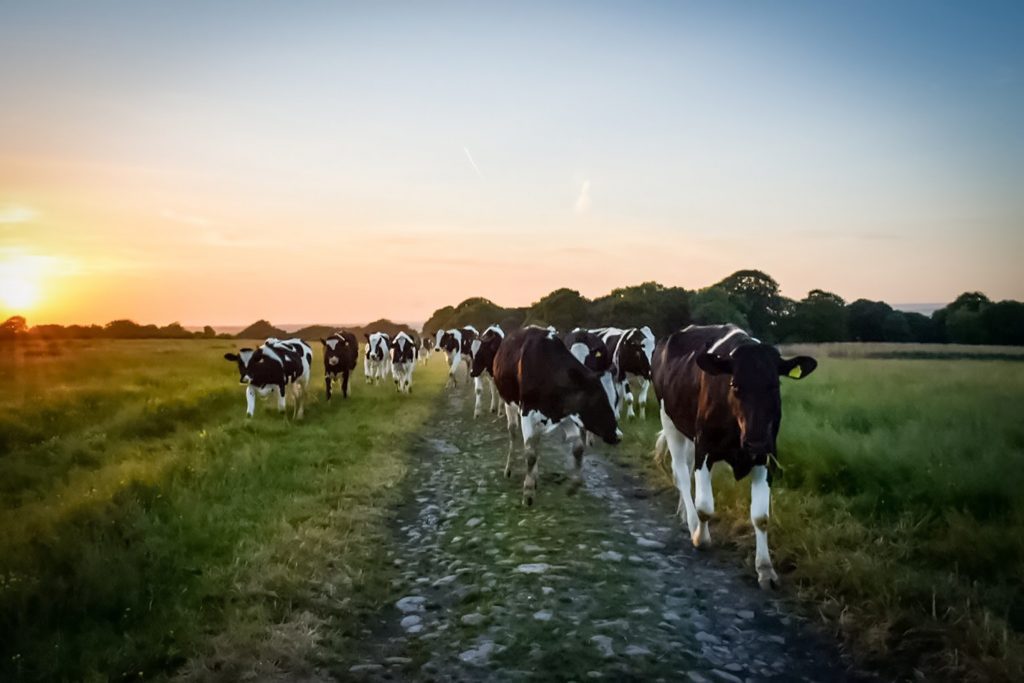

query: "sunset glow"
left=1, top=2, right=1022, bottom=327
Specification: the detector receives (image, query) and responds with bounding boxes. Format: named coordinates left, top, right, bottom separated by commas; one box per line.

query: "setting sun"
left=0, top=254, right=45, bottom=313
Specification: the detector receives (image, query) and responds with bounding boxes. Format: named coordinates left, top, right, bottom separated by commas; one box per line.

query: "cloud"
left=0, top=205, right=37, bottom=224
left=575, top=180, right=592, bottom=214
left=160, top=209, right=214, bottom=227
left=197, top=230, right=285, bottom=250
left=463, top=147, right=484, bottom=179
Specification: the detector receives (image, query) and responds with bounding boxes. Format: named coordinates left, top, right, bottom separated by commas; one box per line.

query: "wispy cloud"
left=0, top=205, right=37, bottom=224
left=198, top=230, right=285, bottom=250
left=463, top=147, right=484, bottom=179
left=574, top=180, right=592, bottom=214
left=160, top=209, right=214, bottom=227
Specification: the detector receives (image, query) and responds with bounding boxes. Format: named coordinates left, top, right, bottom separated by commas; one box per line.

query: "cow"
left=564, top=328, right=622, bottom=444
left=390, top=331, right=417, bottom=393
left=469, top=324, right=505, bottom=418
left=594, top=326, right=656, bottom=420
left=437, top=325, right=478, bottom=387
left=223, top=337, right=313, bottom=419
left=320, top=331, right=358, bottom=400
left=364, top=332, right=391, bottom=384
left=419, top=333, right=435, bottom=364
left=652, top=324, right=817, bottom=589
left=493, top=326, right=621, bottom=505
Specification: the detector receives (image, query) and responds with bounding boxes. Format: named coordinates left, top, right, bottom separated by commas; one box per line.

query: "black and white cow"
left=390, top=331, right=417, bottom=393
left=419, top=333, right=435, bottom=364
left=224, top=337, right=313, bottom=419
left=652, top=324, right=817, bottom=588
left=436, top=325, right=478, bottom=387
left=594, top=326, right=656, bottom=419
left=469, top=324, right=505, bottom=418
left=364, top=332, right=391, bottom=384
left=493, top=326, right=621, bottom=505
left=320, top=331, right=358, bottom=400
left=564, top=328, right=620, bottom=415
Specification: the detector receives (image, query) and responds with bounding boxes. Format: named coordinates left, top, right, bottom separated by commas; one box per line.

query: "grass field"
left=614, top=343, right=1024, bottom=681
left=0, top=339, right=447, bottom=681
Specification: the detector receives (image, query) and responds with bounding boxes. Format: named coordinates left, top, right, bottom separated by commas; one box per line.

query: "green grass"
left=615, top=347, right=1024, bottom=681
left=0, top=339, right=446, bottom=682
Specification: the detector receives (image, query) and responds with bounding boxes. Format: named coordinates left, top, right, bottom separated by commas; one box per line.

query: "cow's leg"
left=342, top=370, right=350, bottom=398
left=504, top=403, right=518, bottom=478
left=245, top=385, right=256, bottom=418
left=693, top=454, right=714, bottom=548
left=624, top=379, right=636, bottom=419
left=293, top=382, right=305, bottom=420
left=562, top=420, right=585, bottom=493
left=637, top=378, right=651, bottom=420
left=520, top=410, right=544, bottom=506
left=750, top=465, right=778, bottom=589
left=447, top=351, right=461, bottom=388
left=325, top=374, right=333, bottom=401
left=276, top=384, right=287, bottom=413
left=659, top=403, right=698, bottom=537
left=473, top=376, right=484, bottom=418
left=364, top=358, right=371, bottom=383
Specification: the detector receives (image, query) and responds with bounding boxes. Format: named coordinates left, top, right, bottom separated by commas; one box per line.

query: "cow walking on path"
left=321, top=331, right=358, bottom=400
left=652, top=324, right=817, bottom=588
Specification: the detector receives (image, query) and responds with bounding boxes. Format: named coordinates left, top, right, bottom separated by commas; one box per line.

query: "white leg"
left=750, top=465, right=778, bottom=589
left=293, top=382, right=305, bottom=419
left=624, top=381, right=636, bottom=419
left=660, top=403, right=698, bottom=537
left=562, top=420, right=586, bottom=492
left=520, top=410, right=544, bottom=505
left=447, top=351, right=461, bottom=387
left=245, top=385, right=256, bottom=417
left=473, top=376, right=483, bottom=418
left=364, top=358, right=371, bottom=383
left=693, top=459, right=714, bottom=548
left=637, top=378, right=651, bottom=420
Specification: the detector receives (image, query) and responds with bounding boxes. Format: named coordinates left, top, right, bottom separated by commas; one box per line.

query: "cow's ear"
left=319, top=338, right=327, bottom=346
left=696, top=352, right=732, bottom=376
left=779, top=356, right=817, bottom=380
left=224, top=352, right=239, bottom=362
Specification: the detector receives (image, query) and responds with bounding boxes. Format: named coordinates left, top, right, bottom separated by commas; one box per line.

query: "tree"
left=690, top=287, right=749, bottom=328
left=528, top=288, right=591, bottom=330
left=202, top=325, right=216, bottom=338
left=846, top=299, right=894, bottom=342
left=589, top=282, right=690, bottom=336
left=0, top=316, right=27, bottom=339
left=946, top=309, right=988, bottom=345
left=981, top=300, right=1024, bottom=346
left=713, top=270, right=783, bottom=340
left=783, top=290, right=848, bottom=342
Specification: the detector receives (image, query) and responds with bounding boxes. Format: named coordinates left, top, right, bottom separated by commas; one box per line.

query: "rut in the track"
left=343, top=387, right=861, bottom=682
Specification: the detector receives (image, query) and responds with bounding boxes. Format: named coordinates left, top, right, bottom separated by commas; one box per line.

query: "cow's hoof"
left=691, top=527, right=712, bottom=549
left=504, top=466, right=512, bottom=479
left=567, top=477, right=582, bottom=495
left=523, top=492, right=534, bottom=506
left=757, top=567, right=780, bottom=590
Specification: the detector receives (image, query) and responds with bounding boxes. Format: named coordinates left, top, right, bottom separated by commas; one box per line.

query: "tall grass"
left=0, top=339, right=446, bottom=681
left=615, top=350, right=1024, bottom=681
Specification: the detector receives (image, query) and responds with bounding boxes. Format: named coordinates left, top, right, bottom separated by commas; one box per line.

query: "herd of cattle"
left=223, top=323, right=817, bottom=588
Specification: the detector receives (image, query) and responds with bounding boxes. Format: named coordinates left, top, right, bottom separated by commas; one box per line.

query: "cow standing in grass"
left=390, top=331, right=417, bottom=393
left=652, top=324, right=817, bottom=588
left=419, top=334, right=435, bottom=364
left=321, top=331, right=358, bottom=400
left=594, top=326, right=656, bottom=420
left=493, top=326, right=621, bottom=505
left=470, top=324, right=505, bottom=418
left=224, top=338, right=313, bottom=419
left=437, top=326, right=478, bottom=387
left=364, top=332, right=391, bottom=384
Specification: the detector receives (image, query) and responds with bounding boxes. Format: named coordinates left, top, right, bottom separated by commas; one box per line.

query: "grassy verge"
left=613, top=350, right=1024, bottom=682
left=0, top=339, right=446, bottom=681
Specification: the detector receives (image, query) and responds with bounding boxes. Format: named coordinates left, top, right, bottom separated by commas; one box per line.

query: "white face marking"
left=326, top=338, right=339, bottom=350
left=238, top=349, right=255, bottom=367
left=471, top=339, right=482, bottom=357
left=568, top=342, right=589, bottom=366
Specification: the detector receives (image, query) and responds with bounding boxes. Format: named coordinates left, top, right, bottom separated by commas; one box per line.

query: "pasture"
left=1, top=339, right=1022, bottom=681
left=0, top=339, right=447, bottom=681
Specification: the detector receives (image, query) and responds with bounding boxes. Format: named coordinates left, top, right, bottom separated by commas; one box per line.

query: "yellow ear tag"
left=788, top=365, right=802, bottom=379
left=595, top=351, right=602, bottom=357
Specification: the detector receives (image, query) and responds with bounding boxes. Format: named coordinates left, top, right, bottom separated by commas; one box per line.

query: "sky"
left=1, top=0, right=1022, bottom=326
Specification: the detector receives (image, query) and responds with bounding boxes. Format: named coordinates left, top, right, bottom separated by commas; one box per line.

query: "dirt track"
left=343, top=387, right=863, bottom=682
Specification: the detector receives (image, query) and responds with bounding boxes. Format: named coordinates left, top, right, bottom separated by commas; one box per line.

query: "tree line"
left=423, top=270, right=1024, bottom=345
left=3, top=269, right=1022, bottom=345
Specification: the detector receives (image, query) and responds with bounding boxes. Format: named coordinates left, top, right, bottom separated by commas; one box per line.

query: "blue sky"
left=1, top=1, right=1022, bottom=324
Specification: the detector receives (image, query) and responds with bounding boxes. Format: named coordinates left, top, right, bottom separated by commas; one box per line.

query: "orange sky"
left=2, top=3, right=1022, bottom=327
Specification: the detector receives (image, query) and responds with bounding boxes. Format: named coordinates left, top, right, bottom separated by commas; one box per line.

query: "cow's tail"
left=653, top=430, right=672, bottom=477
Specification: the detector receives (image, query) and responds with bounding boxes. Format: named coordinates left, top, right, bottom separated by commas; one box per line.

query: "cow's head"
left=224, top=348, right=256, bottom=383
left=437, top=330, right=461, bottom=355
left=696, top=344, right=817, bottom=459
left=366, top=333, right=389, bottom=361
left=321, top=334, right=354, bottom=368
left=568, top=363, right=621, bottom=446
left=470, top=329, right=503, bottom=377
left=615, top=328, right=655, bottom=380
left=224, top=346, right=283, bottom=386
left=391, top=333, right=415, bottom=363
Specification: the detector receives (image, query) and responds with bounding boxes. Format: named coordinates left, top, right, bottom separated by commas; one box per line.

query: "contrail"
left=463, top=147, right=484, bottom=179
